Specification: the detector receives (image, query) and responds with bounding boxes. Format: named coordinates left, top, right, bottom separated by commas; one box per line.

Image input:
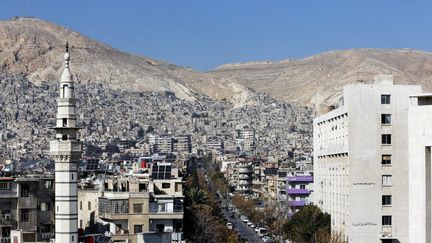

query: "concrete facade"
left=314, top=76, right=422, bottom=242
left=408, top=94, right=432, bottom=243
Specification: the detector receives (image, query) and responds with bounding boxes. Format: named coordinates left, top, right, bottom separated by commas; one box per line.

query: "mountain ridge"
left=2, top=17, right=432, bottom=111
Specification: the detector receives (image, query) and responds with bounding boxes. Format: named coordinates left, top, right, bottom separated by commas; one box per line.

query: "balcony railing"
left=149, top=203, right=183, bottom=213
left=287, top=189, right=310, bottom=194
left=287, top=176, right=313, bottom=182
left=288, top=200, right=306, bottom=207
left=174, top=205, right=183, bottom=212
left=41, top=232, right=54, bottom=239
left=172, top=232, right=184, bottom=241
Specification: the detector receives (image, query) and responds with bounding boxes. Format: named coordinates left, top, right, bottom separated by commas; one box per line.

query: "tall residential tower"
left=50, top=43, right=81, bottom=243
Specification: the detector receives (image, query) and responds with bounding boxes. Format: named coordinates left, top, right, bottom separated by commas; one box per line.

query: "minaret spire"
left=64, top=42, right=70, bottom=68
left=50, top=42, right=81, bottom=243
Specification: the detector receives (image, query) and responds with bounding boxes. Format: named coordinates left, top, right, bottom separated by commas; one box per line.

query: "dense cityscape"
left=2, top=2, right=432, bottom=243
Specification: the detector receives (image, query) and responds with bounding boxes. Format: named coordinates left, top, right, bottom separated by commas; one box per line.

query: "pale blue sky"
left=1, top=0, right=431, bottom=71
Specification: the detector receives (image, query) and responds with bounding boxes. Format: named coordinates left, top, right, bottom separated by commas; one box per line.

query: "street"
left=221, top=203, right=264, bottom=243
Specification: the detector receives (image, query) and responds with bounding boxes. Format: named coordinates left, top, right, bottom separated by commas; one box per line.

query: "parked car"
left=240, top=215, right=249, bottom=223
left=256, top=227, right=268, bottom=237
left=226, top=222, right=233, bottom=230
left=262, top=235, right=274, bottom=242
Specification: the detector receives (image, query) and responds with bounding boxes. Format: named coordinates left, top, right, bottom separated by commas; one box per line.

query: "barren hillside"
left=212, top=49, right=432, bottom=111
left=0, top=17, right=253, bottom=103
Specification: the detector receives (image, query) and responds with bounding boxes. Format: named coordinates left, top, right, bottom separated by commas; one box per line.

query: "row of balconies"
left=148, top=203, right=183, bottom=213
left=287, top=176, right=313, bottom=182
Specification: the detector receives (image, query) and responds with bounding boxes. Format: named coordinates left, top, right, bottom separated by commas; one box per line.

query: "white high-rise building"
left=50, top=43, right=82, bottom=243
left=408, top=94, right=432, bottom=243
left=314, top=75, right=421, bottom=243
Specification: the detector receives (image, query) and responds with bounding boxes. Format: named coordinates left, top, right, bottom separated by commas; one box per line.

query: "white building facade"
left=408, top=94, right=432, bottom=243
left=50, top=44, right=82, bottom=243
left=314, top=75, right=421, bottom=243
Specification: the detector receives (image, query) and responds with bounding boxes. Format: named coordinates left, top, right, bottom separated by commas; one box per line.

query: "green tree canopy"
left=283, top=205, right=331, bottom=243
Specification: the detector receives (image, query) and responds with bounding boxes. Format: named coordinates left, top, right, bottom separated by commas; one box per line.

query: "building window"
left=80, top=201, right=82, bottom=210
left=80, top=220, right=83, bottom=229
left=382, top=215, right=392, bottom=226
left=62, top=85, right=68, bottom=98
left=134, top=225, right=143, bottom=234
left=62, top=118, right=67, bottom=127
left=88, top=201, right=91, bottom=210
left=20, top=184, right=29, bottom=197
left=381, top=94, right=391, bottom=104
left=41, top=224, right=51, bottom=233
left=156, top=224, right=165, bottom=232
left=45, top=181, right=53, bottom=189
left=139, top=183, right=148, bottom=192
left=300, top=185, right=306, bottom=189
left=62, top=135, right=68, bottom=140
left=158, top=203, right=166, bottom=212
left=133, top=204, right=143, bottom=213
left=382, top=175, right=392, bottom=186
left=20, top=209, right=29, bottom=222
left=381, top=114, right=391, bottom=124
left=382, top=134, right=391, bottom=145
left=40, top=202, right=50, bottom=211
left=382, top=195, right=392, bottom=206
left=382, top=155, right=391, bottom=165
left=162, top=183, right=171, bottom=189
left=0, top=181, right=11, bottom=190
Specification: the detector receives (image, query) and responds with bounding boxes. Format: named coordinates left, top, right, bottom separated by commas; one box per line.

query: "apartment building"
left=286, top=172, right=314, bottom=216
left=173, top=135, right=192, bottom=154
left=407, top=94, right=432, bottom=243
left=96, top=160, right=184, bottom=243
left=314, top=75, right=421, bottom=243
left=0, top=175, right=55, bottom=243
left=225, top=160, right=253, bottom=195
left=236, top=130, right=256, bottom=152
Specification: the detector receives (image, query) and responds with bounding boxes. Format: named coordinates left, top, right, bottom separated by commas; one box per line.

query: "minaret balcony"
left=50, top=140, right=82, bottom=154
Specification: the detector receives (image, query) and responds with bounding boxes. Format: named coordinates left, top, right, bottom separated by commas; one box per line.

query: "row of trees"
left=183, top=167, right=238, bottom=242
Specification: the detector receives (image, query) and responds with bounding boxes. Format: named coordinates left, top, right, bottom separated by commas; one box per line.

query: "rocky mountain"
left=212, top=49, right=432, bottom=111
left=0, top=17, right=254, bottom=106
left=2, top=17, right=432, bottom=112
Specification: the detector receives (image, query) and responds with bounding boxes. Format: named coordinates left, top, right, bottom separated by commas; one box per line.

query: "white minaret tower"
left=50, top=43, right=81, bottom=243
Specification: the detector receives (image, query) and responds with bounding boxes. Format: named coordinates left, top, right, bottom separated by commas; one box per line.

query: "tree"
left=185, top=187, right=208, bottom=208
left=283, top=205, right=330, bottom=243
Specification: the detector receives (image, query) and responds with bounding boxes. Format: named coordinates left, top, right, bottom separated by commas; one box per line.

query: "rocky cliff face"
left=212, top=49, right=432, bottom=112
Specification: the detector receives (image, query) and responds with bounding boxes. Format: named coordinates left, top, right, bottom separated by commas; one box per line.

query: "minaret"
left=50, top=43, right=81, bottom=243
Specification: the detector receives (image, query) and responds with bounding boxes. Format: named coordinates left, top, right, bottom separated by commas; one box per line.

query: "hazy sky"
left=1, top=0, right=431, bottom=71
